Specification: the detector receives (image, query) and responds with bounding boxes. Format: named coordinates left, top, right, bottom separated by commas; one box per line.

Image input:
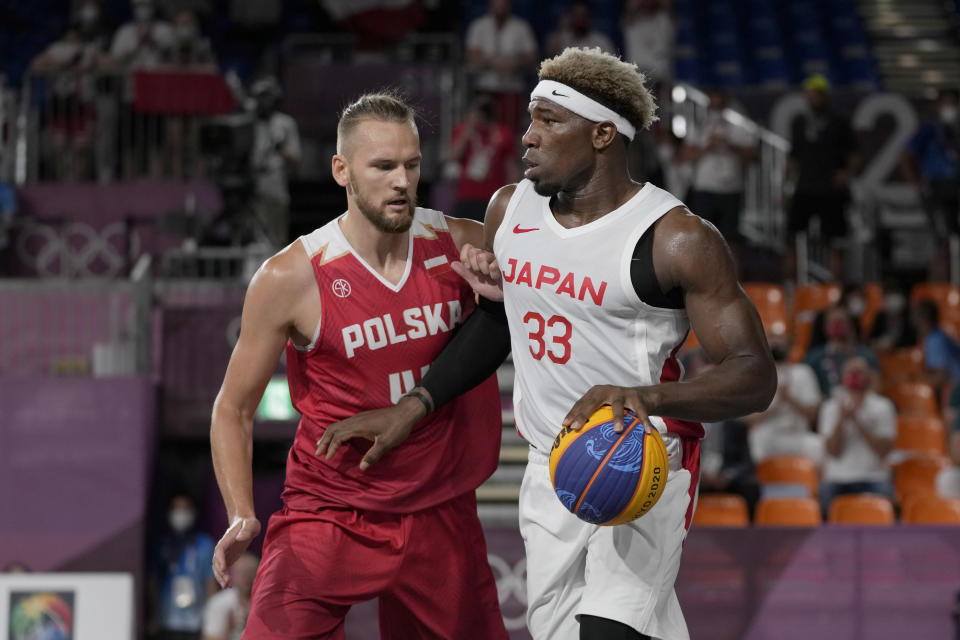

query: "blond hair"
left=538, top=47, right=657, bottom=132
left=336, top=91, right=417, bottom=154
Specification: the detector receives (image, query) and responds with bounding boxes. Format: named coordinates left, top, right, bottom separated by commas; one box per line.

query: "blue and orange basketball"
left=549, top=406, right=669, bottom=526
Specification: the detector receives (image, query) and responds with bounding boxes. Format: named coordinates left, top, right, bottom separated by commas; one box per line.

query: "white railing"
left=668, top=83, right=790, bottom=251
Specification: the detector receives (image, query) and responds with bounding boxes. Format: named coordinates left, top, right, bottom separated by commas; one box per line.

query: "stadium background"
left=1, top=0, right=960, bottom=638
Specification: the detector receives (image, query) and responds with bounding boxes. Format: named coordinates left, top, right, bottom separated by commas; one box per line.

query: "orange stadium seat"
left=756, top=455, right=819, bottom=497
left=827, top=493, right=895, bottom=525
left=743, top=283, right=789, bottom=338
left=893, top=454, right=950, bottom=503
left=911, top=283, right=960, bottom=327
left=886, top=381, right=939, bottom=416
left=755, top=497, right=822, bottom=527
left=692, top=493, right=750, bottom=527
left=860, top=283, right=884, bottom=336
left=902, top=494, right=960, bottom=524
left=895, top=415, right=947, bottom=455
left=878, top=347, right=925, bottom=385
left=788, top=283, right=842, bottom=362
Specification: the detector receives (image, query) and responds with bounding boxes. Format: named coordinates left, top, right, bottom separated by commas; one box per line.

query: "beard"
left=352, top=183, right=418, bottom=233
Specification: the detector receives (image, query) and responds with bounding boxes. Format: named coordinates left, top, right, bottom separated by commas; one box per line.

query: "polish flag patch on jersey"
left=424, top=254, right=452, bottom=277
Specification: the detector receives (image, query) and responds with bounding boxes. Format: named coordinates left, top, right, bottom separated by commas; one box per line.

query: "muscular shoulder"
left=652, top=206, right=735, bottom=294
left=482, top=183, right=519, bottom=249
left=245, top=241, right=315, bottom=317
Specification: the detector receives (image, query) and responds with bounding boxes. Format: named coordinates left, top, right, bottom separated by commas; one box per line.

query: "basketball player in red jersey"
left=209, top=92, right=508, bottom=639
left=319, top=49, right=776, bottom=640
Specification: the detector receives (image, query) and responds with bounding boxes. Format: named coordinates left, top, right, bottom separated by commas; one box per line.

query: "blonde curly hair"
left=538, top=47, right=658, bottom=132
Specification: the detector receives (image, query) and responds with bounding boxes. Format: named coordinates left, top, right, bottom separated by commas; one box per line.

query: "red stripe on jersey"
left=657, top=331, right=703, bottom=531
left=658, top=332, right=705, bottom=439
left=680, top=437, right=701, bottom=531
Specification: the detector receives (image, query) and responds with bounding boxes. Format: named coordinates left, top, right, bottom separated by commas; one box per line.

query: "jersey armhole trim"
left=493, top=181, right=529, bottom=256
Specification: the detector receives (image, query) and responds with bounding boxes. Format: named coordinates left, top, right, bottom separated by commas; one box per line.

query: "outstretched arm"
left=564, top=208, right=777, bottom=430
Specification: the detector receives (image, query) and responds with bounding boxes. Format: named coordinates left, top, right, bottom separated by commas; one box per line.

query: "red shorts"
left=243, top=491, right=508, bottom=639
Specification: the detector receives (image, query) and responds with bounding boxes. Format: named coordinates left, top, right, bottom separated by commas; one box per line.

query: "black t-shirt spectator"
left=791, top=109, right=856, bottom=196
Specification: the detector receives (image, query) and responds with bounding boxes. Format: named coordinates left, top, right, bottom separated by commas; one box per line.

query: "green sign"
left=256, top=376, right=297, bottom=421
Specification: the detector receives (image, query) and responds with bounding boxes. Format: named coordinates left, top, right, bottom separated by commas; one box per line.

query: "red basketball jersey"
left=282, top=209, right=501, bottom=514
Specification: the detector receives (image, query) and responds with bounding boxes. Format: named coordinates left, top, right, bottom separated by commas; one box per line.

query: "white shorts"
left=519, top=434, right=695, bottom=640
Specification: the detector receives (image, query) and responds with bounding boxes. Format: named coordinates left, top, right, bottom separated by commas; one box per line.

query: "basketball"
left=549, top=406, right=669, bottom=526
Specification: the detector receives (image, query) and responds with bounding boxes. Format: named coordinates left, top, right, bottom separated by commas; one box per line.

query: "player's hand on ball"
left=563, top=385, right=656, bottom=434
left=451, top=243, right=503, bottom=302
left=213, top=515, right=261, bottom=588
left=316, top=398, right=424, bottom=470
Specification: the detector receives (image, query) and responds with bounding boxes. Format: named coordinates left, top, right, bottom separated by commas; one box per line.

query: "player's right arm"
left=210, top=246, right=311, bottom=587
left=316, top=185, right=516, bottom=468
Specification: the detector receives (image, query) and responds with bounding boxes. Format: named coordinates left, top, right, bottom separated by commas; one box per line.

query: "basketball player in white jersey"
left=318, top=48, right=776, bottom=640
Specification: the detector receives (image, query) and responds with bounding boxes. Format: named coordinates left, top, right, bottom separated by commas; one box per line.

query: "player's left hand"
left=563, top=385, right=656, bottom=434
left=315, top=397, right=425, bottom=471
left=451, top=243, right=503, bottom=301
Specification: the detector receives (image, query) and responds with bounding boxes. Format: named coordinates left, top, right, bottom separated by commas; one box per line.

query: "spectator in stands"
left=700, top=419, right=761, bottom=518
left=913, top=299, right=960, bottom=396
left=546, top=1, right=616, bottom=57
left=900, top=88, right=960, bottom=280
left=446, top=92, right=517, bottom=222
left=804, top=305, right=880, bottom=395
left=75, top=0, right=112, bottom=44
left=202, top=553, right=258, bottom=640
left=679, top=88, right=757, bottom=272
left=818, top=356, right=896, bottom=514
left=621, top=0, right=674, bottom=88
left=746, top=334, right=824, bottom=467
left=784, top=75, right=859, bottom=282
left=163, top=8, right=216, bottom=179
left=868, top=285, right=916, bottom=352
left=250, top=77, right=300, bottom=249
left=111, top=0, right=174, bottom=71
left=149, top=492, right=217, bottom=640
left=29, top=20, right=109, bottom=180
left=110, top=0, right=174, bottom=178
left=464, top=0, right=538, bottom=132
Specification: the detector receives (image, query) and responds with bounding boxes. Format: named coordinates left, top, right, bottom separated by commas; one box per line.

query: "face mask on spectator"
left=825, top=320, right=849, bottom=340
left=175, top=24, right=197, bottom=42
left=842, top=369, right=870, bottom=392
left=941, top=106, right=958, bottom=126
left=883, top=293, right=905, bottom=313
left=846, top=296, right=866, bottom=317
left=134, top=5, right=154, bottom=22
left=80, top=5, right=99, bottom=24
left=169, top=509, right=195, bottom=533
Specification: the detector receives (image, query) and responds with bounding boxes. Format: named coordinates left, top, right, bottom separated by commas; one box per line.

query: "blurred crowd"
left=691, top=281, right=960, bottom=523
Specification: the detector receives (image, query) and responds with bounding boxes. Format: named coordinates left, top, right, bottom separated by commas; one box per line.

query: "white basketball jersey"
left=494, top=179, right=705, bottom=454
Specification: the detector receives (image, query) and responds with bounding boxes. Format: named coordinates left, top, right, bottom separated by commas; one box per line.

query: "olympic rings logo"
left=487, top=554, right=527, bottom=631
left=16, top=221, right=139, bottom=277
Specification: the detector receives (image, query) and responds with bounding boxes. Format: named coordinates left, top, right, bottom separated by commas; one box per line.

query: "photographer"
left=249, top=77, right=300, bottom=249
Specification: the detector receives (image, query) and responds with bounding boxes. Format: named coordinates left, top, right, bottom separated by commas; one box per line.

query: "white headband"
left=530, top=80, right=636, bottom=141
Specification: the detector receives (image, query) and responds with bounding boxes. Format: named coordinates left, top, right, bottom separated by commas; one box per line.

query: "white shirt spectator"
left=819, top=389, right=897, bottom=484
left=465, top=14, right=538, bottom=93
left=749, top=362, right=824, bottom=465
left=110, top=20, right=174, bottom=70
left=622, top=8, right=673, bottom=82
left=252, top=112, right=301, bottom=204
left=689, top=111, right=756, bottom=194
left=202, top=588, right=246, bottom=640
